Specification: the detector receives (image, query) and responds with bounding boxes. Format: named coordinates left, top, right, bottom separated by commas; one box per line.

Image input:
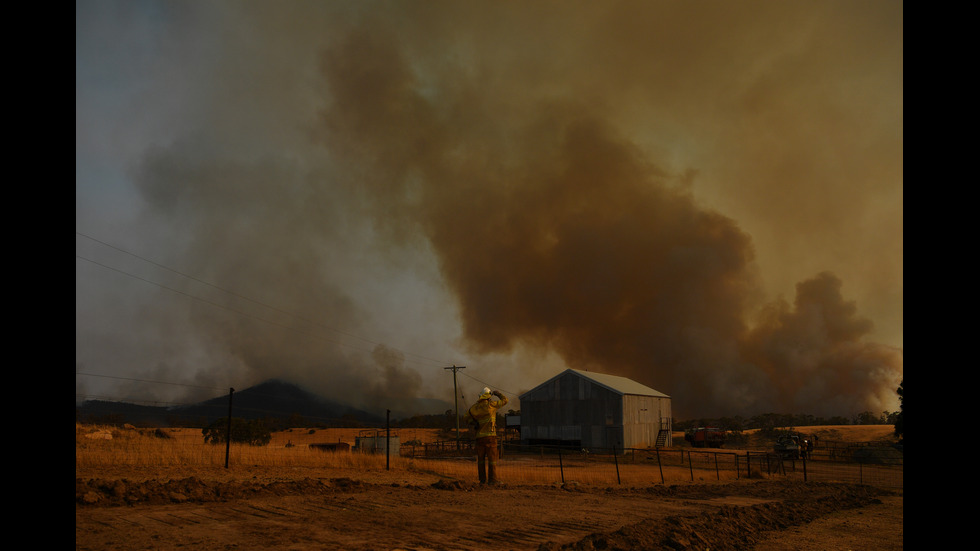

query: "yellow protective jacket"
left=466, top=393, right=508, bottom=439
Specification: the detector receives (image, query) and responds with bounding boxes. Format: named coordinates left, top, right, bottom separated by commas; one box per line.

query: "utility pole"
left=444, top=365, right=466, bottom=450
left=225, top=388, right=234, bottom=469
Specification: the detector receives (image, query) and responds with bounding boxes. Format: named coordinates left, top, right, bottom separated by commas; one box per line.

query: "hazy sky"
left=76, top=0, right=903, bottom=420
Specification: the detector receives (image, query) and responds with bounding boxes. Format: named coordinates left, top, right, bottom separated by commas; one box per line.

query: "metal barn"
left=519, top=369, right=672, bottom=450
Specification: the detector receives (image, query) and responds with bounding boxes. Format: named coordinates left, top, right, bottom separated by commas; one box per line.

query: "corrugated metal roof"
left=521, top=368, right=669, bottom=399
left=569, top=369, right=669, bottom=397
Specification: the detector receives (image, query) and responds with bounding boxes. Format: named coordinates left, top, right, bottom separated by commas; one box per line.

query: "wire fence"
left=76, top=426, right=902, bottom=490
left=77, top=373, right=902, bottom=490
left=407, top=442, right=903, bottom=489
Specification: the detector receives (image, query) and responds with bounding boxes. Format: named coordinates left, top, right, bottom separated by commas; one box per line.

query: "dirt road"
left=76, top=475, right=901, bottom=550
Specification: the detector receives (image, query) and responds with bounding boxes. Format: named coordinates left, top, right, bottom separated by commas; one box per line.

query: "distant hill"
left=75, top=379, right=433, bottom=428
left=74, top=400, right=175, bottom=427
left=169, top=379, right=385, bottom=426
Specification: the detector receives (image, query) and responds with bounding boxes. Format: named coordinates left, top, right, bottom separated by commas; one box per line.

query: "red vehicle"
left=684, top=427, right=727, bottom=448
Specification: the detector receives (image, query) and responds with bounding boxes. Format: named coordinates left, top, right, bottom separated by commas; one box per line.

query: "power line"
left=76, top=232, right=387, bottom=350
left=460, top=370, right=516, bottom=398
left=75, top=231, right=457, bottom=368
left=75, top=371, right=227, bottom=392
left=444, top=365, right=465, bottom=449
left=77, top=252, right=388, bottom=358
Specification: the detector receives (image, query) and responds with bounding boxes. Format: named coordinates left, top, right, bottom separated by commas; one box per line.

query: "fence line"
left=76, top=426, right=902, bottom=490
left=404, top=442, right=902, bottom=489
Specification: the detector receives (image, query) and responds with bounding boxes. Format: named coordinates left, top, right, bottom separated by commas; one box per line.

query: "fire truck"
left=683, top=426, right=727, bottom=448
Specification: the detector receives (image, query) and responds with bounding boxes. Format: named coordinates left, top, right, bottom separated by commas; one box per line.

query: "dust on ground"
left=76, top=473, right=901, bottom=550
left=77, top=425, right=901, bottom=550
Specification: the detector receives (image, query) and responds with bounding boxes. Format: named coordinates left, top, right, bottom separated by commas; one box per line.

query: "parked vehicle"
left=774, top=434, right=802, bottom=459
left=684, top=426, right=727, bottom=448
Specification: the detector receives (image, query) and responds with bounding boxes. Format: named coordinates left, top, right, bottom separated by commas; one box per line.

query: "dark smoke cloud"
left=740, top=272, right=902, bottom=416
left=315, top=13, right=901, bottom=418
left=76, top=1, right=902, bottom=419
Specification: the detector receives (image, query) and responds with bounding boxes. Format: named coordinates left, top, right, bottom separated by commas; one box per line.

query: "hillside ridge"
left=75, top=378, right=432, bottom=427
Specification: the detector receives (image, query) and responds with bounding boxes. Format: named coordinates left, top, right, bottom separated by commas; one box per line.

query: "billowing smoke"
left=314, top=23, right=901, bottom=418
left=76, top=2, right=902, bottom=419
left=740, top=272, right=903, bottom=416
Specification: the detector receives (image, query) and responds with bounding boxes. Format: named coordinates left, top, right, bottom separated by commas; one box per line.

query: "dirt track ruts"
left=76, top=477, right=901, bottom=550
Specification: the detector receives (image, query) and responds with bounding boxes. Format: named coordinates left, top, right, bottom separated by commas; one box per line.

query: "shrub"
left=202, top=417, right=272, bottom=446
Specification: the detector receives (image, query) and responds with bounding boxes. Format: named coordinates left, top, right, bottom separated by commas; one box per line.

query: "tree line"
left=674, top=410, right=900, bottom=434
left=82, top=378, right=906, bottom=447
left=679, top=380, right=905, bottom=443
left=197, top=409, right=515, bottom=447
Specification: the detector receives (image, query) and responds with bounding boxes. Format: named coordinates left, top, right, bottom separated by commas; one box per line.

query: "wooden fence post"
left=656, top=448, right=664, bottom=484
left=558, top=447, right=565, bottom=484
left=614, top=446, right=621, bottom=485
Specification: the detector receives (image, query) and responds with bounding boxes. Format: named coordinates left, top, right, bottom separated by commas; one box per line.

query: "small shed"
left=504, top=414, right=521, bottom=441
left=354, top=432, right=400, bottom=455
left=519, top=369, right=672, bottom=450
left=309, top=442, right=351, bottom=452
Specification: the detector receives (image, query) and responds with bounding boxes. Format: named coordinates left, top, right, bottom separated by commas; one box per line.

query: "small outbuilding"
left=519, top=369, right=672, bottom=450
left=354, top=432, right=400, bottom=455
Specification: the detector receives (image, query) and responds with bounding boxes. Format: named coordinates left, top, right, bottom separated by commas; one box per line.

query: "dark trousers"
left=475, top=436, right=499, bottom=484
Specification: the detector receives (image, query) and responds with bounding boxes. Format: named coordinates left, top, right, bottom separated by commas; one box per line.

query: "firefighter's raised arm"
left=491, top=390, right=508, bottom=408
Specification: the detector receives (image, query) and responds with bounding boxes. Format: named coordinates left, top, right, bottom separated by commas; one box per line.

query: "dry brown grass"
left=74, top=423, right=720, bottom=486
left=788, top=424, right=899, bottom=443
left=75, top=424, right=446, bottom=470
left=76, top=423, right=896, bottom=487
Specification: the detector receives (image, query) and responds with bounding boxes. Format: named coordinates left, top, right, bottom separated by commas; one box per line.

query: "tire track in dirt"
left=76, top=478, right=900, bottom=551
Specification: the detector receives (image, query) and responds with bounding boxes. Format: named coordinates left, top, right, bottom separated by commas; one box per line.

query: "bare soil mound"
left=76, top=475, right=899, bottom=550
left=75, top=476, right=378, bottom=507
left=537, top=482, right=894, bottom=550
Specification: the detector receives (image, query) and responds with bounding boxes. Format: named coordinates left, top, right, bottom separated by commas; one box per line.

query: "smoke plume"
left=313, top=20, right=901, bottom=418
left=76, top=2, right=903, bottom=419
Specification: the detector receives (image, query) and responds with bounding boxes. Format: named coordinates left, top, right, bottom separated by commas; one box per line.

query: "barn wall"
left=521, top=371, right=624, bottom=448
left=521, top=371, right=673, bottom=450
left=622, top=395, right=672, bottom=448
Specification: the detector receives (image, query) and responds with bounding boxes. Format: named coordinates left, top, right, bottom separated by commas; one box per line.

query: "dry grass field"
left=76, top=423, right=902, bottom=550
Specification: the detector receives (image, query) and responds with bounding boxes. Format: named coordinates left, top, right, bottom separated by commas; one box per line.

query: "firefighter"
left=465, top=387, right=508, bottom=485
